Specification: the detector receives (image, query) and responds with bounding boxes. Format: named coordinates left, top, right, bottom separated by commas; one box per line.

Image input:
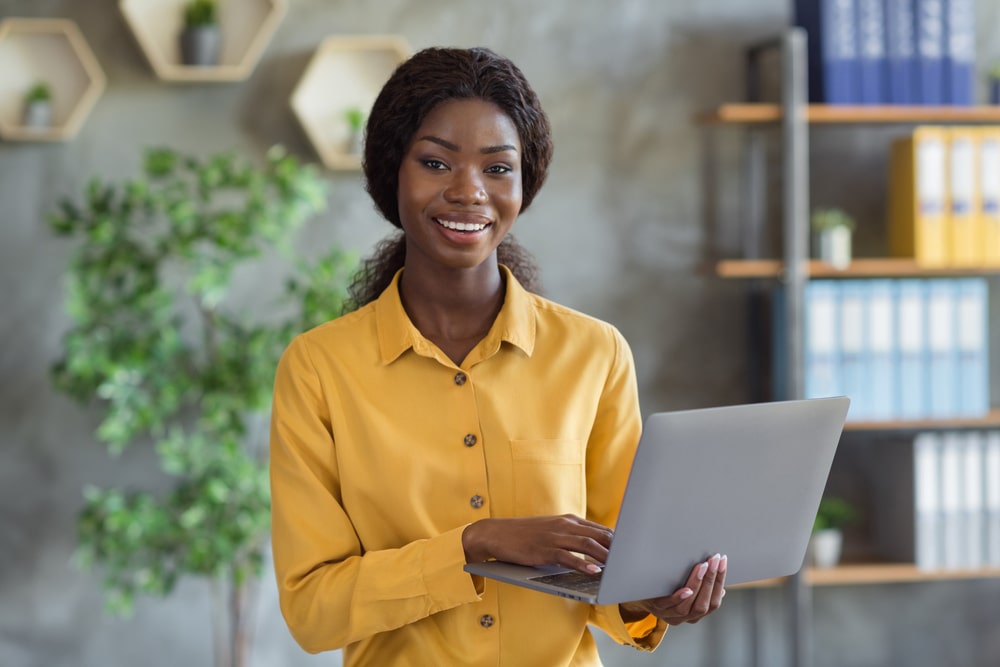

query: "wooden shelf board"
left=695, top=103, right=1000, bottom=126
left=844, top=409, right=1000, bottom=432
left=710, top=258, right=1000, bottom=279
left=731, top=563, right=1000, bottom=589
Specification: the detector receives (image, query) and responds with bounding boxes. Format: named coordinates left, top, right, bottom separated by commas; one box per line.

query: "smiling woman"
left=268, top=46, right=727, bottom=667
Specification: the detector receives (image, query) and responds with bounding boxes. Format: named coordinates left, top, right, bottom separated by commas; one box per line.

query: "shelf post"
left=781, top=26, right=813, bottom=667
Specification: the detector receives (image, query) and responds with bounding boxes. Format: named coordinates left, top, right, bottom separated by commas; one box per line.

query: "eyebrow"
left=417, top=135, right=518, bottom=155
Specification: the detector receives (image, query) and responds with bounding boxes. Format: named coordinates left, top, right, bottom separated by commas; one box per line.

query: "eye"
left=422, top=159, right=447, bottom=170
left=486, top=164, right=513, bottom=175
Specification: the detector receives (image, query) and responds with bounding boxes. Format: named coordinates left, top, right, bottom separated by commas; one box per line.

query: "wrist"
left=462, top=520, right=492, bottom=563
left=618, top=601, right=650, bottom=623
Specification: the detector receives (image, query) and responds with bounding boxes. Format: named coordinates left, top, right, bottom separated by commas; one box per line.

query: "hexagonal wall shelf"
left=291, top=35, right=411, bottom=171
left=119, top=0, right=287, bottom=82
left=0, top=18, right=105, bottom=142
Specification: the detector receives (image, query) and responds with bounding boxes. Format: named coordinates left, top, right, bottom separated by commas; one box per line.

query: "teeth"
left=436, top=218, right=487, bottom=232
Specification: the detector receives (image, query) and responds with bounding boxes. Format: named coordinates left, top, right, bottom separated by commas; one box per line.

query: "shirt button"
left=480, top=614, right=494, bottom=628
left=464, top=434, right=477, bottom=447
left=470, top=495, right=484, bottom=509
left=454, top=372, right=467, bottom=385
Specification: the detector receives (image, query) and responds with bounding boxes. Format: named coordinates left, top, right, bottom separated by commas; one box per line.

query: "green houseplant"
left=344, top=106, right=366, bottom=155
left=180, top=0, right=221, bottom=66
left=810, top=496, right=859, bottom=568
left=23, top=80, right=53, bottom=128
left=50, top=145, right=356, bottom=667
left=810, top=207, right=856, bottom=270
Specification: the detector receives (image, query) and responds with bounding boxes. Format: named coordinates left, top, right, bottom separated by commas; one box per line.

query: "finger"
left=557, top=515, right=614, bottom=548
left=687, top=554, right=722, bottom=620
left=707, top=554, right=727, bottom=611
left=664, top=559, right=711, bottom=616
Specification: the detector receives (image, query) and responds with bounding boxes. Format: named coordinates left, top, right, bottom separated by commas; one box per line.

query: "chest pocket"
left=509, top=439, right=586, bottom=517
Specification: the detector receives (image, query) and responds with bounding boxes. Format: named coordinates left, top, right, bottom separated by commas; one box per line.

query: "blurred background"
left=1, top=0, right=999, bottom=665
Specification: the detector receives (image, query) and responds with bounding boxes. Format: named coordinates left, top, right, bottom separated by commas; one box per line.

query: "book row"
left=871, top=431, right=1000, bottom=571
left=773, top=278, right=989, bottom=421
left=794, top=0, right=975, bottom=106
left=890, top=126, right=1000, bottom=268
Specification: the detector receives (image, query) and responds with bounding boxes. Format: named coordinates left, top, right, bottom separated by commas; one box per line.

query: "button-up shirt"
left=270, top=265, right=667, bottom=666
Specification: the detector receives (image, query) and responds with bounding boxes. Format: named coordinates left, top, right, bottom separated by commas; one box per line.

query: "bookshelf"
left=698, top=28, right=1000, bottom=667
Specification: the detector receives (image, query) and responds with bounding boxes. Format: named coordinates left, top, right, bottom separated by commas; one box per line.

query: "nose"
left=443, top=168, right=488, bottom=205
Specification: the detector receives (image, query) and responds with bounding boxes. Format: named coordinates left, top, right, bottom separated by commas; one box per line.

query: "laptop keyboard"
left=529, top=569, right=603, bottom=595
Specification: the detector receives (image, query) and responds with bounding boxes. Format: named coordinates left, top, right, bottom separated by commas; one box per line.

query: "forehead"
left=414, top=98, right=520, bottom=147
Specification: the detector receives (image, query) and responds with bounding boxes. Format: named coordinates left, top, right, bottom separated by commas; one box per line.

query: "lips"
left=433, top=213, right=492, bottom=233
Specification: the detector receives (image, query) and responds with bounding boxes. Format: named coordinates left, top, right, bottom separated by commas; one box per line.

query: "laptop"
left=464, top=397, right=850, bottom=605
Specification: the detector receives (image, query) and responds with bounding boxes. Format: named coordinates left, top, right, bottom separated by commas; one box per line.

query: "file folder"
left=889, top=127, right=949, bottom=266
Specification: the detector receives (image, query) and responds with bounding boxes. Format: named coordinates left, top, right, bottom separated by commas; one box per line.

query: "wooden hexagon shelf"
left=0, top=18, right=105, bottom=142
left=291, top=35, right=411, bottom=170
left=119, top=0, right=287, bottom=82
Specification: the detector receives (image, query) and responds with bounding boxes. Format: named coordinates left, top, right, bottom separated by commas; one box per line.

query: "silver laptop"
left=464, top=397, right=850, bottom=605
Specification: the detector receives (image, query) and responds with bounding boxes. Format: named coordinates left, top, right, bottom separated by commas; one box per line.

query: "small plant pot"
left=179, top=24, right=221, bottom=66
left=22, top=99, right=52, bottom=128
left=809, top=529, right=843, bottom=568
left=347, top=129, right=364, bottom=155
left=814, top=226, right=852, bottom=269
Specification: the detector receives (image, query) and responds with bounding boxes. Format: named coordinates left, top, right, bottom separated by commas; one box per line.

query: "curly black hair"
left=346, top=46, right=553, bottom=310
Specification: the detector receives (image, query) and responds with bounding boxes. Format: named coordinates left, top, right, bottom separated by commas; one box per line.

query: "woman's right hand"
left=462, top=515, right=614, bottom=574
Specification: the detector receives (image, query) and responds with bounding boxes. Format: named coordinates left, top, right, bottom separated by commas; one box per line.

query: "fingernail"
left=721, top=588, right=727, bottom=598
left=719, top=554, right=728, bottom=574
left=697, top=562, right=709, bottom=580
left=679, top=588, right=694, bottom=600
left=586, top=563, right=601, bottom=574
left=709, top=553, right=721, bottom=573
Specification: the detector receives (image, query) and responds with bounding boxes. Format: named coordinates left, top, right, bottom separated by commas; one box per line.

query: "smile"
left=434, top=218, right=490, bottom=232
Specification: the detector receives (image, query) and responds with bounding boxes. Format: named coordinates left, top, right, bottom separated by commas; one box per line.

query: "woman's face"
left=397, top=97, right=523, bottom=273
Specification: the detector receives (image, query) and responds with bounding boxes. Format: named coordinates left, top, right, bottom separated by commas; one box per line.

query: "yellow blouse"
left=269, top=266, right=667, bottom=666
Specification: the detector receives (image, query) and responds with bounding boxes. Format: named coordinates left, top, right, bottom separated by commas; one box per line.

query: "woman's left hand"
left=618, top=553, right=727, bottom=625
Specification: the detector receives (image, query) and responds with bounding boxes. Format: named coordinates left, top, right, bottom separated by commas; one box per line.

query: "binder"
left=839, top=281, right=868, bottom=419
left=804, top=281, right=842, bottom=400
left=961, top=431, right=985, bottom=569
left=883, top=0, right=916, bottom=104
left=865, top=279, right=897, bottom=420
left=914, top=432, right=943, bottom=570
left=889, top=127, right=949, bottom=266
left=912, top=0, right=946, bottom=105
left=943, top=0, right=975, bottom=106
left=977, top=127, right=1000, bottom=266
left=854, top=0, right=886, bottom=103
left=940, top=431, right=964, bottom=569
left=896, top=279, right=928, bottom=418
left=946, top=127, right=982, bottom=266
left=794, top=0, right=859, bottom=104
left=956, top=278, right=989, bottom=417
left=985, top=432, right=1000, bottom=567
left=926, top=279, right=959, bottom=418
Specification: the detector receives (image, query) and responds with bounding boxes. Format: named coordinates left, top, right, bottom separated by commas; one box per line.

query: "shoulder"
left=282, top=303, right=378, bottom=363
left=527, top=292, right=631, bottom=355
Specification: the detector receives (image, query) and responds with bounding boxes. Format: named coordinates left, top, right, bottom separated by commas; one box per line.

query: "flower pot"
left=179, top=24, right=221, bottom=66
left=814, top=226, right=852, bottom=269
left=809, top=529, right=843, bottom=569
left=23, top=99, right=52, bottom=128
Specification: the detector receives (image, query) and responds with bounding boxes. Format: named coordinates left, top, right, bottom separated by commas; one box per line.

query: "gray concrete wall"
left=1, top=0, right=998, bottom=666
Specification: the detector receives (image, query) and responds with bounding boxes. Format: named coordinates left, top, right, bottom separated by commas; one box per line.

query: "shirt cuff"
left=592, top=604, right=668, bottom=651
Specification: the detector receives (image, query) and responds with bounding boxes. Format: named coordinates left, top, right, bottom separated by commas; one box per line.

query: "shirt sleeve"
left=583, top=326, right=669, bottom=650
left=268, top=336, right=482, bottom=653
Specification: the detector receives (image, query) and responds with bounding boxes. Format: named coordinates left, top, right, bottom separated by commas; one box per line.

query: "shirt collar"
left=375, top=265, right=536, bottom=365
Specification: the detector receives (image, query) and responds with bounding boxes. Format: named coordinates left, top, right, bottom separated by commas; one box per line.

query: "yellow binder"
left=945, top=127, right=982, bottom=266
left=888, top=126, right=949, bottom=266
left=977, top=126, right=1000, bottom=266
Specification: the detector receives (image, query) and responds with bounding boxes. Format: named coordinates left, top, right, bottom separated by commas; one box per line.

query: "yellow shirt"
left=269, top=266, right=667, bottom=666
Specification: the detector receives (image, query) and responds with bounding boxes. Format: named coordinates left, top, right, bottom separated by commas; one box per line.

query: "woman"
left=269, top=46, right=726, bottom=666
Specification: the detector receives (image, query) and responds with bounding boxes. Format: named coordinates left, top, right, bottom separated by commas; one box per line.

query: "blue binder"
left=804, top=281, right=842, bottom=400
left=956, top=279, right=989, bottom=416
left=855, top=0, right=886, bottom=103
left=884, top=0, right=916, bottom=104
left=926, top=279, right=959, bottom=417
left=865, top=280, right=899, bottom=420
left=839, top=281, right=869, bottom=419
left=943, top=0, right=975, bottom=106
left=913, top=0, right=946, bottom=105
left=897, top=280, right=928, bottom=418
left=795, top=0, right=860, bottom=104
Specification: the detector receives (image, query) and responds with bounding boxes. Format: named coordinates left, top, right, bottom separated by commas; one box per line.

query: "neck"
left=398, top=261, right=505, bottom=344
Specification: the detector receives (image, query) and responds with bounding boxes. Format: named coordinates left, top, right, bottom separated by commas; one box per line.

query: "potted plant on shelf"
left=810, top=207, right=855, bottom=270
left=345, top=106, right=366, bottom=155
left=49, top=145, right=356, bottom=667
left=810, top=496, right=859, bottom=569
left=22, top=81, right=53, bottom=128
left=179, top=0, right=221, bottom=66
